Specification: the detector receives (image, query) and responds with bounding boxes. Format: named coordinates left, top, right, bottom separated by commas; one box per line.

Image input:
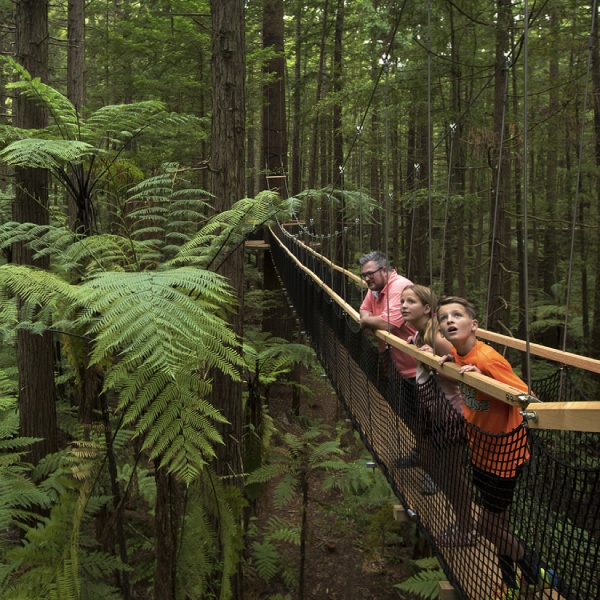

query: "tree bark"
left=209, top=1, right=247, bottom=596
left=332, top=0, right=345, bottom=266
left=487, top=0, right=511, bottom=332
left=291, top=2, right=302, bottom=196
left=261, top=0, right=287, bottom=192
left=13, top=0, right=57, bottom=466
left=153, top=467, right=181, bottom=600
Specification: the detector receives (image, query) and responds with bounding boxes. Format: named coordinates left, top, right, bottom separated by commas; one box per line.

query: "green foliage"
left=0, top=374, right=53, bottom=534
left=176, top=469, right=246, bottom=600
left=168, top=191, right=293, bottom=269
left=394, top=557, right=445, bottom=599
left=0, top=167, right=292, bottom=597
left=242, top=330, right=316, bottom=393
left=0, top=57, right=206, bottom=235
left=248, top=515, right=300, bottom=588
left=125, top=163, right=213, bottom=260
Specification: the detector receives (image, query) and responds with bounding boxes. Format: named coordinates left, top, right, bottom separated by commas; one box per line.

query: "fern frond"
left=245, top=463, right=289, bottom=485
left=79, top=268, right=242, bottom=376
left=0, top=264, right=77, bottom=309
left=251, top=541, right=280, bottom=581
left=273, top=473, right=298, bottom=509
left=0, top=139, right=95, bottom=169
left=169, top=191, right=282, bottom=267
left=309, top=440, right=344, bottom=464
left=394, top=566, right=445, bottom=599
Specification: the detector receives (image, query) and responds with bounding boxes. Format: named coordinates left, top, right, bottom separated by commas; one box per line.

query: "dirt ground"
left=244, top=373, right=418, bottom=600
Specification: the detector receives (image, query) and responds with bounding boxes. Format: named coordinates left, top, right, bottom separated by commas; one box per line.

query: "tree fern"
left=125, top=163, right=214, bottom=261
left=0, top=58, right=205, bottom=235
left=169, top=192, right=294, bottom=269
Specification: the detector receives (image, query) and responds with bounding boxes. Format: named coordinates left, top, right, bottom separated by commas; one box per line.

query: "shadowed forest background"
left=0, top=0, right=598, bottom=598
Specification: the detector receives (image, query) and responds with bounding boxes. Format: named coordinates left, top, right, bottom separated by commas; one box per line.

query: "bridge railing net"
left=270, top=226, right=600, bottom=600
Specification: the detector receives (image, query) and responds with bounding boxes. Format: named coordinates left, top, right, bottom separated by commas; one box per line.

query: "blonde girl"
left=400, top=285, right=476, bottom=547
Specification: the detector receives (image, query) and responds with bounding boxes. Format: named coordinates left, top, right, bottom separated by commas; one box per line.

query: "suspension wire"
left=484, top=57, right=510, bottom=331
left=439, top=124, right=456, bottom=293
left=358, top=125, right=366, bottom=305
left=286, top=0, right=550, bottom=247
left=562, top=0, right=598, bottom=358
left=407, top=163, right=420, bottom=281
left=384, top=59, right=392, bottom=335
left=340, top=164, right=347, bottom=301
left=323, top=0, right=410, bottom=198
left=427, top=0, right=443, bottom=358
left=522, top=0, right=532, bottom=393
left=427, top=0, right=434, bottom=289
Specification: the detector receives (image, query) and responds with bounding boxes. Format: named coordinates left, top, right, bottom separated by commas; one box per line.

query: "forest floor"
left=243, top=367, right=425, bottom=600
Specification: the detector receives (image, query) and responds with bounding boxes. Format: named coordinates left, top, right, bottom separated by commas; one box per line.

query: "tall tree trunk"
left=307, top=0, right=329, bottom=195
left=332, top=0, right=345, bottom=266
left=67, top=0, right=86, bottom=111
left=261, top=0, right=287, bottom=192
left=291, top=1, right=302, bottom=197
left=487, top=0, right=511, bottom=332
left=209, top=1, right=246, bottom=596
left=153, top=467, right=182, bottom=600
left=66, top=0, right=101, bottom=430
left=542, top=7, right=559, bottom=297
left=13, top=0, right=57, bottom=467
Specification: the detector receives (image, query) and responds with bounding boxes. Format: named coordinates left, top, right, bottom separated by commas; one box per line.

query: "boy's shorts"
left=471, top=464, right=522, bottom=514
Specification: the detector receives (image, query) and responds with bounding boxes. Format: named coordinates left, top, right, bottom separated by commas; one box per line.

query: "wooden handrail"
left=273, top=227, right=600, bottom=432
left=283, top=227, right=600, bottom=374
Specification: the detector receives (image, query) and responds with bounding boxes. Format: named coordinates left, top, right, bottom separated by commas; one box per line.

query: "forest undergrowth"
left=243, top=367, right=434, bottom=600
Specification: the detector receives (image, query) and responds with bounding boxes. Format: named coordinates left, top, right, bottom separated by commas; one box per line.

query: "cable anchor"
left=520, top=410, right=538, bottom=424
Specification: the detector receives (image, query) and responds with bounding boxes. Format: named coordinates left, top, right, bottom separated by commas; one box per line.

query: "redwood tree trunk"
left=487, top=0, right=511, bottom=332
left=67, top=0, right=87, bottom=232
left=261, top=0, right=287, bottom=192
left=332, top=0, right=345, bottom=266
left=14, top=0, right=57, bottom=466
left=209, top=1, right=247, bottom=596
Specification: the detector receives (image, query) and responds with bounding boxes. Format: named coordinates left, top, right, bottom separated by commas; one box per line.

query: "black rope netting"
left=269, top=225, right=600, bottom=600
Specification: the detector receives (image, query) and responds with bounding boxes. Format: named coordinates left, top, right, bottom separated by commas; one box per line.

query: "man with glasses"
left=359, top=252, right=436, bottom=492
left=359, top=251, right=417, bottom=380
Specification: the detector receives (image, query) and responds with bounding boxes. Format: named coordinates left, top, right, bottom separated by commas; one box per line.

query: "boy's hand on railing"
left=439, top=353, right=454, bottom=366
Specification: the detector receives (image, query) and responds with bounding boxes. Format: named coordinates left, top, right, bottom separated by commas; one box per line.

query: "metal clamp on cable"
left=517, top=393, right=538, bottom=406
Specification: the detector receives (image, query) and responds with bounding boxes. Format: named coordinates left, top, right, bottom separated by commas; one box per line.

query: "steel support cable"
left=358, top=125, right=366, bottom=306
left=439, top=124, right=456, bottom=293
left=402, top=0, right=551, bottom=190
left=384, top=59, right=392, bottom=336
left=323, top=0, right=409, bottom=198
left=407, top=165, right=419, bottom=281
left=484, top=64, right=510, bottom=331
left=427, top=0, right=434, bottom=289
left=522, top=0, right=533, bottom=392
left=562, top=0, right=597, bottom=358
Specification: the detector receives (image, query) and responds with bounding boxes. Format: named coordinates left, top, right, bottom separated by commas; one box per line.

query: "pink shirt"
left=360, top=270, right=417, bottom=378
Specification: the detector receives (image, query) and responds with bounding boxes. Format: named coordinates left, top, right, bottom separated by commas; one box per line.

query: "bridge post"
left=438, top=581, right=460, bottom=600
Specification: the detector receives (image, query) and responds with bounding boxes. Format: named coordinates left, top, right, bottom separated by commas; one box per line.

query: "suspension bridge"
left=257, top=221, right=600, bottom=600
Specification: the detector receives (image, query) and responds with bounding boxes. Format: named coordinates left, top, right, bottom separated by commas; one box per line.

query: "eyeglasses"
left=360, top=267, right=384, bottom=280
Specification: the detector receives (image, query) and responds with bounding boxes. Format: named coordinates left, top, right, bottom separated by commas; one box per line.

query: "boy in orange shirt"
left=437, top=297, right=547, bottom=599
